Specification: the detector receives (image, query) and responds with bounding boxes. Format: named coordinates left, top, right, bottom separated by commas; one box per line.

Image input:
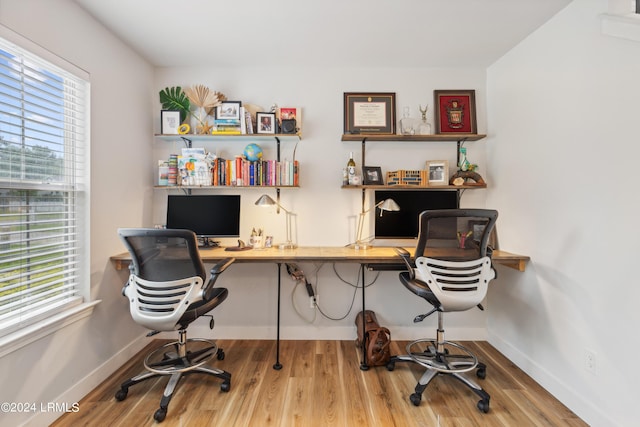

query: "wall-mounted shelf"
left=341, top=184, right=486, bottom=190
left=156, top=133, right=301, bottom=195
left=155, top=185, right=298, bottom=190
left=156, top=133, right=301, bottom=143
left=341, top=134, right=485, bottom=142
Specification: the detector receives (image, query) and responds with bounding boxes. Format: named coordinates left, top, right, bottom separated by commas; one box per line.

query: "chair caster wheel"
left=217, top=349, right=225, bottom=360
left=114, top=389, right=128, bottom=401
left=409, top=393, right=422, bottom=406
left=386, top=361, right=396, bottom=371
left=476, top=367, right=486, bottom=379
left=477, top=399, right=490, bottom=413
left=154, top=408, right=167, bottom=422
left=221, top=381, right=231, bottom=392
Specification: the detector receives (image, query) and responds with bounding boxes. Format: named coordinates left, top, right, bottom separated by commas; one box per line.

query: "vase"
left=399, top=106, right=415, bottom=135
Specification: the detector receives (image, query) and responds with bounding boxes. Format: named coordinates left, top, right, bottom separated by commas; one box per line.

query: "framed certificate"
left=344, top=92, right=396, bottom=135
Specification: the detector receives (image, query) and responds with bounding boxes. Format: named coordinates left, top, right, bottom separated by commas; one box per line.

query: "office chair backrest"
left=413, top=209, right=498, bottom=312
left=414, top=209, right=498, bottom=260
left=118, top=228, right=206, bottom=282
left=117, top=228, right=208, bottom=331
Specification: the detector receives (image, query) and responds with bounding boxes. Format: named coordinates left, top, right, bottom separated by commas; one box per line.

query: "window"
left=0, top=35, right=90, bottom=341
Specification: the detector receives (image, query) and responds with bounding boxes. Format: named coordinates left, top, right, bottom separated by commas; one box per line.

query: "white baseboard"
left=24, top=333, right=149, bottom=427
left=26, top=325, right=487, bottom=426
left=488, top=331, right=613, bottom=427
left=176, top=325, right=487, bottom=341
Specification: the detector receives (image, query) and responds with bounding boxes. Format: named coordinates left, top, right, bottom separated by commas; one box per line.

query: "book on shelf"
left=206, top=158, right=299, bottom=187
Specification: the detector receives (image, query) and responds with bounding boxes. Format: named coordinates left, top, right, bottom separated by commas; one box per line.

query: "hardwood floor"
left=51, top=339, right=586, bottom=427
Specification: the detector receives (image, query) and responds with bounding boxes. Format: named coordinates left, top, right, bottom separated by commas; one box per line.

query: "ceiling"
left=73, top=0, right=572, bottom=68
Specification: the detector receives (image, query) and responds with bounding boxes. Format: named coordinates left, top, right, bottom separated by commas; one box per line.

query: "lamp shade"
left=378, top=198, right=400, bottom=214
left=355, top=198, right=400, bottom=249
left=255, top=194, right=277, bottom=207
left=254, top=194, right=296, bottom=249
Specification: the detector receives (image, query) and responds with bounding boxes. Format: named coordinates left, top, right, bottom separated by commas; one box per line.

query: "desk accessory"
left=255, top=194, right=297, bottom=249
left=355, top=198, right=400, bottom=250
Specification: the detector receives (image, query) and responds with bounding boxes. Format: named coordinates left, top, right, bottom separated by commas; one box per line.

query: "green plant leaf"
left=159, top=87, right=190, bottom=123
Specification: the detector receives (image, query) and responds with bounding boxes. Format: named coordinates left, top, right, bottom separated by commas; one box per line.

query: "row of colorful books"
left=211, top=157, right=299, bottom=187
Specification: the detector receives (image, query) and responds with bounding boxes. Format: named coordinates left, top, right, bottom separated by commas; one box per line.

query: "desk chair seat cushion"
left=178, top=286, right=228, bottom=329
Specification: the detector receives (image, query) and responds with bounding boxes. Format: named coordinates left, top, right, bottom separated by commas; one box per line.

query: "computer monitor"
left=166, top=195, right=241, bottom=246
left=374, top=190, right=458, bottom=239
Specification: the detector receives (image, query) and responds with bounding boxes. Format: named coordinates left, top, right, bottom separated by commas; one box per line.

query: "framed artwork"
left=434, top=90, right=477, bottom=134
left=278, top=107, right=301, bottom=133
left=426, top=160, right=449, bottom=186
left=257, top=112, right=276, bottom=134
left=362, top=166, right=384, bottom=185
left=215, top=101, right=242, bottom=120
left=468, top=220, right=498, bottom=249
left=160, top=110, right=181, bottom=134
left=344, top=92, right=396, bottom=135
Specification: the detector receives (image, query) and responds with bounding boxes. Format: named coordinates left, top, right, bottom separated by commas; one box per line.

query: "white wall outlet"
left=585, top=349, right=596, bottom=374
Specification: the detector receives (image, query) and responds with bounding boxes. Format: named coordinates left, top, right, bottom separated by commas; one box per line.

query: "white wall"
left=486, top=0, right=640, bottom=425
left=0, top=1, right=154, bottom=426
left=152, top=66, right=495, bottom=343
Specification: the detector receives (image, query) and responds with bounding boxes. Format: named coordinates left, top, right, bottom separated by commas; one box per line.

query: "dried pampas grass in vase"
left=184, top=85, right=223, bottom=134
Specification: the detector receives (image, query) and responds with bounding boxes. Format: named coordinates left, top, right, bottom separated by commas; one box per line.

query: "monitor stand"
left=198, top=237, right=220, bottom=248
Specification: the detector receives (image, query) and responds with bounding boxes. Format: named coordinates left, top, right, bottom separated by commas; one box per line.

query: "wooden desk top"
left=110, top=246, right=529, bottom=272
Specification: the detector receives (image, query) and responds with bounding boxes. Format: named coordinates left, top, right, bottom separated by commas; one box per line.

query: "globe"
left=243, top=143, right=263, bottom=162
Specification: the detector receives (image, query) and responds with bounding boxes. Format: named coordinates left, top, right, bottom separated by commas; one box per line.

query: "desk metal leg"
left=273, top=263, right=283, bottom=370
left=359, top=264, right=369, bottom=371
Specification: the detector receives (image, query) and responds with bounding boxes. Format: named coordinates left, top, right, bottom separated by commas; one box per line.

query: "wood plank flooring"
left=51, top=339, right=586, bottom=427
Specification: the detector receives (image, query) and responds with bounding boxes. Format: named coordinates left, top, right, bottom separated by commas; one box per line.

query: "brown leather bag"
left=355, top=310, right=391, bottom=366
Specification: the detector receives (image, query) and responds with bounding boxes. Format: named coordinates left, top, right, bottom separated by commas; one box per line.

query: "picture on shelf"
left=278, top=107, right=301, bottom=133
left=344, top=92, right=396, bottom=135
left=161, top=110, right=181, bottom=134
left=215, top=101, right=242, bottom=120
left=426, top=160, right=449, bottom=186
left=434, top=90, right=477, bottom=134
left=362, top=166, right=384, bottom=185
left=257, top=112, right=276, bottom=134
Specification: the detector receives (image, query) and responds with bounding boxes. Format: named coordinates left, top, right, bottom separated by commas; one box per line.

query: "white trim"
left=23, top=332, right=149, bottom=427
left=0, top=23, right=89, bottom=80
left=601, top=13, right=640, bottom=42
left=180, top=324, right=488, bottom=341
left=0, top=301, right=101, bottom=358
left=488, top=331, right=614, bottom=427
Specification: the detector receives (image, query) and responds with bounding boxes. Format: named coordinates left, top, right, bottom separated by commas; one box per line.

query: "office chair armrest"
left=210, top=257, right=235, bottom=275
left=202, top=257, right=235, bottom=301
left=394, top=247, right=415, bottom=280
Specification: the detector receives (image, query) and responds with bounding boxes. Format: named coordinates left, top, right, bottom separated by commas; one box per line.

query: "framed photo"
left=256, top=112, right=276, bottom=134
left=468, top=220, right=498, bottom=249
left=434, top=90, right=477, bottom=134
left=215, top=101, right=242, bottom=120
left=160, top=110, right=181, bottom=134
left=362, top=166, right=384, bottom=185
left=344, top=92, right=396, bottom=135
left=426, top=160, right=449, bottom=186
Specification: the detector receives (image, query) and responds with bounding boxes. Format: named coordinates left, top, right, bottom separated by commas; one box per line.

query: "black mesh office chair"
left=387, top=209, right=498, bottom=413
left=115, top=228, right=234, bottom=422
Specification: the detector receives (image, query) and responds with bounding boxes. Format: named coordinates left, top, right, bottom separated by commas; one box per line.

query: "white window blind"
left=0, top=37, right=89, bottom=338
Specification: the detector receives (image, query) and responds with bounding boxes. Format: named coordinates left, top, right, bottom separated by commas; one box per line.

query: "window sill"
left=601, top=13, right=640, bottom=42
left=0, top=300, right=101, bottom=358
